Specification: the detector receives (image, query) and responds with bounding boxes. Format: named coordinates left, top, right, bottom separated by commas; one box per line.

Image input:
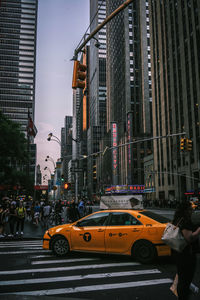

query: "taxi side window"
left=109, top=212, right=141, bottom=226
left=78, top=212, right=109, bottom=227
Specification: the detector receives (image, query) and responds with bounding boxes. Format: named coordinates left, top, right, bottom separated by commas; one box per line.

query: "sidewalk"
left=2, top=219, right=45, bottom=240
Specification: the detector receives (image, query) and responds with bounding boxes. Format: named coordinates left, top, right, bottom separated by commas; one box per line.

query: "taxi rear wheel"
left=52, top=236, right=69, bottom=257
left=132, top=240, right=157, bottom=264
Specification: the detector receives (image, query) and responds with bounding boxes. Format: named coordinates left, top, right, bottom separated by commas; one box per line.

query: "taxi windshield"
left=140, top=211, right=170, bottom=223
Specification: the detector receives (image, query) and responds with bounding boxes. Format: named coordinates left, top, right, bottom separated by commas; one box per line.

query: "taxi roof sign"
left=100, top=195, right=143, bottom=210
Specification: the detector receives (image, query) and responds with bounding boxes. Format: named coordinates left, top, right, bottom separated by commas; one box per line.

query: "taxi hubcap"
left=54, top=239, right=68, bottom=255
left=140, top=246, right=149, bottom=258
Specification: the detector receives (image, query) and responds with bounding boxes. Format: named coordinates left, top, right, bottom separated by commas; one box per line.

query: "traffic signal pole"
left=73, top=0, right=134, bottom=60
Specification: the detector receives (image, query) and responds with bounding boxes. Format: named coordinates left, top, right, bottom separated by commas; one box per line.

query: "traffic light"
left=72, top=60, right=87, bottom=89
left=61, top=174, right=64, bottom=183
left=64, top=182, right=71, bottom=190
left=180, top=137, right=186, bottom=151
left=186, top=138, right=192, bottom=151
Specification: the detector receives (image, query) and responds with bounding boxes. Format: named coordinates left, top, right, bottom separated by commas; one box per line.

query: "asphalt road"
left=0, top=208, right=199, bottom=299
left=0, top=237, right=199, bottom=299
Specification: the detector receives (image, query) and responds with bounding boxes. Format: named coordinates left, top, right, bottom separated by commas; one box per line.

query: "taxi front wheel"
left=132, top=240, right=157, bottom=264
left=52, top=236, right=70, bottom=257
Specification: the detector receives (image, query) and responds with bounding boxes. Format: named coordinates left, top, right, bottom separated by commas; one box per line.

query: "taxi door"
left=70, top=212, right=109, bottom=252
left=105, top=212, right=143, bottom=254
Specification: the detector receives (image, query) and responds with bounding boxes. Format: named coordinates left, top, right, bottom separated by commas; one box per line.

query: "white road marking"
left=0, top=245, right=42, bottom=249
left=31, top=258, right=100, bottom=265
left=30, top=255, right=53, bottom=258
left=1, top=278, right=173, bottom=295
left=0, top=262, right=140, bottom=275
left=0, top=250, right=51, bottom=255
left=0, top=269, right=161, bottom=286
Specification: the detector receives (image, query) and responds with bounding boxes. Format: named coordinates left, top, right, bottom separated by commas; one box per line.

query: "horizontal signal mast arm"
left=74, top=0, right=134, bottom=58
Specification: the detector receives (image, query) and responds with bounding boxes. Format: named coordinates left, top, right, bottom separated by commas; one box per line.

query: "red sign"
left=34, top=185, right=48, bottom=190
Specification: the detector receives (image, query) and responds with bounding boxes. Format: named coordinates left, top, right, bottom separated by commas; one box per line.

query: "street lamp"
left=45, top=155, right=56, bottom=169
left=44, top=166, right=52, bottom=177
left=47, top=133, right=61, bottom=145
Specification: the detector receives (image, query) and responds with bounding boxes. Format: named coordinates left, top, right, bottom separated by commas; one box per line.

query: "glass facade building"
left=149, top=0, right=200, bottom=202
left=106, top=0, right=153, bottom=186
left=0, top=0, right=38, bottom=133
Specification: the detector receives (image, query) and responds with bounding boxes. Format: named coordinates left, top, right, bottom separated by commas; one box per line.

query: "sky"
left=35, top=0, right=89, bottom=182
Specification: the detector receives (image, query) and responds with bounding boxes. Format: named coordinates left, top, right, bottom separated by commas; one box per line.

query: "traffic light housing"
left=64, top=182, right=71, bottom=190
left=186, top=138, right=192, bottom=151
left=180, top=137, right=186, bottom=151
left=72, top=60, right=87, bottom=89
left=61, top=174, right=64, bottom=183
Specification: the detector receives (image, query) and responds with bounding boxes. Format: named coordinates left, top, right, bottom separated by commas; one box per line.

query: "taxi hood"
left=100, top=195, right=143, bottom=210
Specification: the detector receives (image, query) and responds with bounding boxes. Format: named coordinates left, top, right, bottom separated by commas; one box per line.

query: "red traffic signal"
left=64, top=182, right=71, bottom=190
left=72, top=60, right=87, bottom=89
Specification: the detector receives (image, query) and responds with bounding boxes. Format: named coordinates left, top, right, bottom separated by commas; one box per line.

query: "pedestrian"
left=16, top=200, right=26, bottom=236
left=55, top=200, right=62, bottom=225
left=171, top=200, right=200, bottom=300
left=8, top=202, right=17, bottom=237
left=0, top=204, right=7, bottom=238
left=78, top=199, right=85, bottom=218
left=68, top=200, right=79, bottom=223
left=33, top=202, right=41, bottom=226
left=42, top=201, right=51, bottom=229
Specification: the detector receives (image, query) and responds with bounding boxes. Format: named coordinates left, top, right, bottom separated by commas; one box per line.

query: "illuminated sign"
left=105, top=185, right=145, bottom=194
left=127, top=112, right=133, bottom=184
left=111, top=123, right=118, bottom=185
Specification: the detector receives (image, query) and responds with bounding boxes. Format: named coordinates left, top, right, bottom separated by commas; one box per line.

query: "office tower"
left=0, top=0, right=38, bottom=132
left=61, top=116, right=72, bottom=183
left=149, top=0, right=200, bottom=202
left=106, top=0, right=152, bottom=186
left=0, top=0, right=38, bottom=182
left=88, top=0, right=107, bottom=197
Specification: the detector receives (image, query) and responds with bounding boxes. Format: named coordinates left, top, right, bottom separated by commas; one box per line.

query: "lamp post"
left=47, top=133, right=61, bottom=145
left=45, top=155, right=56, bottom=169
left=44, top=166, right=52, bottom=177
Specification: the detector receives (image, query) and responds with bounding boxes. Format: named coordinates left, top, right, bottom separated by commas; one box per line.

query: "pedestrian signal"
left=72, top=60, right=86, bottom=89
left=186, top=138, right=192, bottom=151
left=64, top=182, right=71, bottom=190
left=180, top=138, right=186, bottom=151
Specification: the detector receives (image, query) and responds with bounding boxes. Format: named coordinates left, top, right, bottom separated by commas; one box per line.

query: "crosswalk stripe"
left=31, top=258, right=100, bottom=265
left=0, top=250, right=51, bottom=255
left=1, top=278, right=173, bottom=295
left=0, top=245, right=42, bottom=248
left=0, top=262, right=140, bottom=275
left=0, top=242, right=42, bottom=247
left=0, top=269, right=161, bottom=286
left=29, top=255, right=52, bottom=258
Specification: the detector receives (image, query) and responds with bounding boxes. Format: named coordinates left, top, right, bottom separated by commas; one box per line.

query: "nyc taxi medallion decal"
left=83, top=232, right=92, bottom=242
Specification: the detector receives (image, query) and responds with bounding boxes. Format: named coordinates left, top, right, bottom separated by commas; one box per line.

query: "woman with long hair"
left=172, top=200, right=200, bottom=299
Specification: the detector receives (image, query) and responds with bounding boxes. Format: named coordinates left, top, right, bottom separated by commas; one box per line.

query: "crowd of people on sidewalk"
left=0, top=196, right=94, bottom=239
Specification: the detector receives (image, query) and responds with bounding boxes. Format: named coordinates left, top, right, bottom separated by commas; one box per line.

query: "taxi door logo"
left=83, top=232, right=91, bottom=242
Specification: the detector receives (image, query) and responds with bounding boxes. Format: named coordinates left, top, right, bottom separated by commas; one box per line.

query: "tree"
left=0, top=111, right=30, bottom=188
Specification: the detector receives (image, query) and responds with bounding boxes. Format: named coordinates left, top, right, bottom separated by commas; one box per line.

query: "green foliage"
left=0, top=111, right=30, bottom=186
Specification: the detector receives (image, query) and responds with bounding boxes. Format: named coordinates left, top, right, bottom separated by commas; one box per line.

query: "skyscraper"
left=106, top=0, right=152, bottom=186
left=149, top=0, right=200, bottom=202
left=0, top=0, right=38, bottom=133
left=88, top=0, right=107, bottom=197
left=0, top=0, right=38, bottom=183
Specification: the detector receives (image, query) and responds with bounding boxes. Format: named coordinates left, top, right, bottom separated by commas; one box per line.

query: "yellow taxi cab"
left=43, top=209, right=171, bottom=263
